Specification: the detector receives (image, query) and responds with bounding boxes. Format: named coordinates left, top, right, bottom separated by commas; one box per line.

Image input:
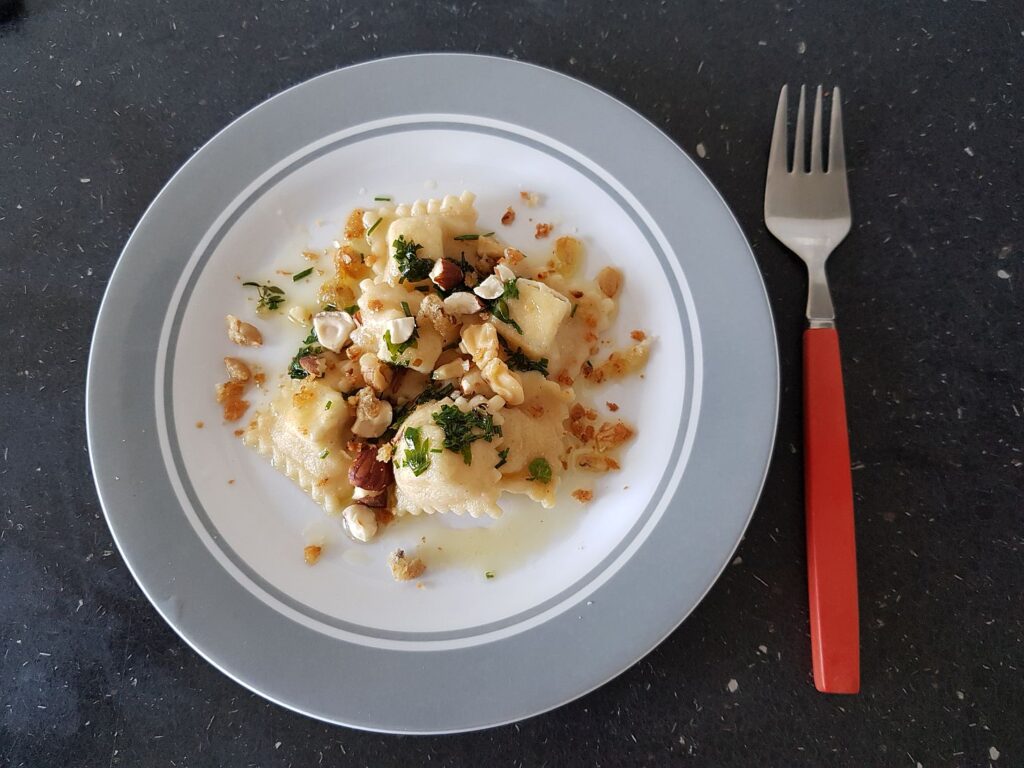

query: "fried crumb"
left=572, top=489, right=594, bottom=503
left=344, top=208, right=365, bottom=240
left=606, top=401, right=620, bottom=412
left=227, top=479, right=235, bottom=485
left=594, top=420, right=635, bottom=452
left=225, top=315, right=262, bottom=347
left=555, top=370, right=575, bottom=387
left=224, top=356, right=251, bottom=382
left=416, top=582, right=425, bottom=589
left=631, top=329, right=647, bottom=342
left=302, top=250, right=320, bottom=261
left=275, top=269, right=292, bottom=276
left=216, top=380, right=249, bottom=422
left=534, top=222, right=553, bottom=239
left=195, top=420, right=204, bottom=429
left=253, top=372, right=266, bottom=388
left=388, top=549, right=427, bottom=581
left=501, top=206, right=516, bottom=225
left=576, top=453, right=621, bottom=472
left=520, top=190, right=540, bottom=207
left=303, top=545, right=322, bottom=565
left=233, top=429, right=245, bottom=437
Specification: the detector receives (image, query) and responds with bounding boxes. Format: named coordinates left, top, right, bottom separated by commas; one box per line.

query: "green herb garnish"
left=374, top=195, right=391, bottom=201
left=366, top=217, right=383, bottom=237
left=495, top=448, right=510, bottom=469
left=485, top=570, right=495, bottom=579
left=389, top=383, right=455, bottom=433
left=526, top=457, right=552, bottom=484
left=453, top=232, right=495, bottom=241
left=431, top=404, right=502, bottom=465
left=242, top=281, right=286, bottom=311
left=401, top=301, right=412, bottom=317
left=325, top=400, right=333, bottom=410
left=292, top=267, right=314, bottom=282
left=344, top=304, right=359, bottom=315
left=401, top=427, right=432, bottom=477
left=318, top=449, right=329, bottom=459
left=393, top=236, right=434, bottom=283
left=500, top=337, right=548, bottom=375
left=489, top=277, right=523, bottom=334
left=288, top=327, right=322, bottom=379
left=570, top=303, right=579, bottom=318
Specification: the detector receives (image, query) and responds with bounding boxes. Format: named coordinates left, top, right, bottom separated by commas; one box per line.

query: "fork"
left=765, top=85, right=859, bottom=694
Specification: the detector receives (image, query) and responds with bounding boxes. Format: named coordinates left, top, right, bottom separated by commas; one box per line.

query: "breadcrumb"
left=606, top=401, right=619, bottom=412
left=501, top=207, right=516, bottom=225
left=303, top=545, right=322, bottom=565
left=520, top=190, right=540, bottom=207
left=388, top=549, right=427, bottom=581
left=224, top=356, right=251, bottom=382
left=594, top=421, right=635, bottom=452
left=195, top=421, right=204, bottom=429
left=572, top=489, right=593, bottom=503
left=534, top=222, right=553, bottom=239
left=630, top=330, right=647, bottom=342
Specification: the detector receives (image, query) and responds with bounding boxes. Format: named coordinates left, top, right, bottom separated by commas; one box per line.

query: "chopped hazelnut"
left=429, top=258, right=464, bottom=291
left=303, top=545, right=322, bottom=565
left=534, top=222, right=553, bottom=239
left=388, top=549, right=427, bottom=581
left=226, top=315, right=262, bottom=347
left=224, top=357, right=251, bottom=382
left=501, top=207, right=516, bottom=225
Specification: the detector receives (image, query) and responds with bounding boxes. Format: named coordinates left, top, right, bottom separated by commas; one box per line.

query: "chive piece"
left=366, top=217, right=383, bottom=237
left=318, top=449, right=329, bottom=459
left=325, top=401, right=333, bottom=410
left=292, top=267, right=314, bottom=282
left=570, top=303, right=579, bottom=318
left=401, top=301, right=412, bottom=317
left=453, top=232, right=496, bottom=241
left=374, top=195, right=391, bottom=201
left=495, top=447, right=510, bottom=469
left=485, top=570, right=495, bottom=579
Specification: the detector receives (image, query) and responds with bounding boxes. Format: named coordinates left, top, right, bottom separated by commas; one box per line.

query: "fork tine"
left=828, top=86, right=845, bottom=173
left=768, top=85, right=789, bottom=174
left=793, top=85, right=807, bottom=173
left=810, top=85, right=824, bottom=173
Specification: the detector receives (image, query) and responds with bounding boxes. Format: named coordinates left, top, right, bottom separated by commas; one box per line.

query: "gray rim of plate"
left=86, top=54, right=779, bottom=734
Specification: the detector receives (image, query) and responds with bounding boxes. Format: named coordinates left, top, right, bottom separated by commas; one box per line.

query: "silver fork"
left=764, top=85, right=860, bottom=695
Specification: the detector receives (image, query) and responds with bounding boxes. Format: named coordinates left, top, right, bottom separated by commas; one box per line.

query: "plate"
left=87, top=54, right=778, bottom=733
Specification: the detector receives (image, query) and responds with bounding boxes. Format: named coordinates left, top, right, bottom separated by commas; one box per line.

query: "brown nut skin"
left=298, top=355, right=326, bottom=377
left=429, top=258, right=464, bottom=291
left=347, top=443, right=394, bottom=492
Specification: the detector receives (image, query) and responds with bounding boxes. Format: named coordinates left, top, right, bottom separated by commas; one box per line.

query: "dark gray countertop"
left=2, top=1, right=1021, bottom=765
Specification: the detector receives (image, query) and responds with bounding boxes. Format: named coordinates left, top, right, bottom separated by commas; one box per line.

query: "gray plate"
left=86, top=54, right=778, bottom=733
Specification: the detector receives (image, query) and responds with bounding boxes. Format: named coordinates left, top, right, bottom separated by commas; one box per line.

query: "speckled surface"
left=2, top=1, right=1022, bottom=765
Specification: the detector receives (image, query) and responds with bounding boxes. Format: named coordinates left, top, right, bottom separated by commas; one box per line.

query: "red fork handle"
left=803, top=327, right=860, bottom=693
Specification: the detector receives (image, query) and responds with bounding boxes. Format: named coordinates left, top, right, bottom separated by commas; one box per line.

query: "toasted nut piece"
left=303, top=545, right=322, bottom=565
left=534, top=222, right=553, bottom=239
left=593, top=420, right=635, bottom=452
left=494, top=263, right=516, bottom=283
left=551, top=236, right=583, bottom=278
left=433, top=357, right=470, bottom=380
left=359, top=352, right=393, bottom=393
left=429, top=258, right=464, bottom=291
left=298, top=355, right=326, bottom=377
left=459, top=369, right=493, bottom=397
left=223, top=357, right=251, bottom=382
left=288, top=305, right=312, bottom=325
left=353, top=486, right=388, bottom=508
left=417, top=293, right=461, bottom=343
left=376, top=443, right=394, bottom=462
left=501, top=247, right=526, bottom=266
left=343, top=504, right=378, bottom=542
left=520, top=190, right=540, bottom=207
left=473, top=274, right=505, bottom=300
left=481, top=358, right=524, bottom=405
left=226, top=315, right=262, bottom=347
left=352, top=387, right=393, bottom=438
left=571, top=489, right=593, bottom=503
left=443, top=292, right=484, bottom=315
left=348, top=443, right=394, bottom=492
left=388, top=549, right=426, bottom=581
left=313, top=310, right=356, bottom=353
left=501, top=206, right=516, bottom=225
left=596, top=267, right=623, bottom=298
left=460, top=323, right=499, bottom=365
left=344, top=208, right=365, bottom=240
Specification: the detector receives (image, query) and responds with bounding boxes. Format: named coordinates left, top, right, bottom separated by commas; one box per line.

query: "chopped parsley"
left=503, top=342, right=548, bottom=376
left=383, top=327, right=418, bottom=364
left=495, top=447, right=510, bottom=469
left=318, top=449, right=330, bottom=459
left=527, top=457, right=552, bottom=483
left=288, top=327, right=322, bottom=379
left=401, top=427, right=432, bottom=476
left=390, top=383, right=455, bottom=432
left=453, top=232, right=495, bottom=241
left=292, top=267, right=314, bottom=282
left=431, top=404, right=502, bottom=465
left=242, top=281, right=285, bottom=311
left=393, top=235, right=433, bottom=283
left=366, top=217, right=383, bottom=237
left=325, top=400, right=333, bottom=410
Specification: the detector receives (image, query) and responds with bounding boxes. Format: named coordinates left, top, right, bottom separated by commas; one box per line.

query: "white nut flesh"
left=385, top=316, right=416, bottom=345
left=443, top=292, right=484, bottom=315
left=226, top=315, right=262, bottom=347
left=432, top=358, right=470, bottom=380
left=494, top=263, right=516, bottom=283
left=313, top=311, right=356, bottom=353
left=288, top=305, right=313, bottom=326
left=473, top=275, right=505, bottom=300
left=352, top=387, right=393, bottom=438
left=342, top=504, right=378, bottom=543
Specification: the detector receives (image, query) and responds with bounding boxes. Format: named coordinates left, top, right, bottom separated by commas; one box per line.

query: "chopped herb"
left=401, top=427, right=432, bottom=476
left=393, top=235, right=434, bottom=283
left=373, top=195, right=391, bottom=201
left=432, top=404, right=502, bottom=465
left=323, top=303, right=337, bottom=312
left=366, top=217, right=383, bottom=237
left=501, top=278, right=520, bottom=301
left=401, top=301, right=412, bottom=317
left=485, top=570, right=495, bottom=579
left=288, top=327, right=322, bottom=379
left=292, top=267, right=314, bottom=282
left=325, top=400, right=333, bottom=410
left=344, top=304, right=359, bottom=315
left=527, top=457, right=552, bottom=483
left=453, top=232, right=495, bottom=241
left=506, top=347, right=549, bottom=375
left=495, top=447, right=510, bottom=469
left=570, top=303, right=579, bottom=318
left=383, top=327, right=418, bottom=364
left=389, top=383, right=455, bottom=432
left=490, top=299, right=523, bottom=334
left=318, top=449, right=330, bottom=459
left=242, top=281, right=286, bottom=311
